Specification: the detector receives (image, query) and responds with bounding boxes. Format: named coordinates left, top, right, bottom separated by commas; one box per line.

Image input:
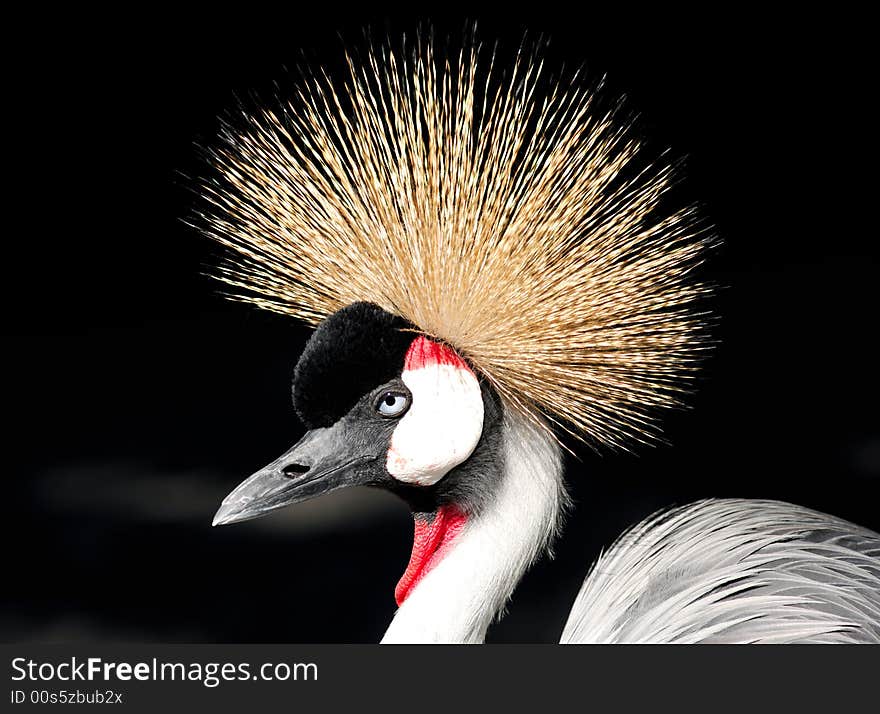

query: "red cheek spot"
left=394, top=505, right=468, bottom=606
left=386, top=446, right=409, bottom=473
left=404, top=336, right=471, bottom=372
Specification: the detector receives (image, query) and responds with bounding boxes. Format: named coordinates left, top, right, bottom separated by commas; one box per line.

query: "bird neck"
left=381, top=410, right=566, bottom=643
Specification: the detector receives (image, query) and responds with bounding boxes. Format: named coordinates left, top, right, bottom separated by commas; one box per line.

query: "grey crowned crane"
left=200, top=34, right=880, bottom=643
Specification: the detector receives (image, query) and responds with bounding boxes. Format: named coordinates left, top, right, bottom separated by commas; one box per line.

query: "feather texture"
left=196, top=31, right=715, bottom=448
left=561, top=499, right=880, bottom=643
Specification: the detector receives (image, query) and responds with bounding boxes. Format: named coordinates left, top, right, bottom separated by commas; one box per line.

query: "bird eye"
left=376, top=390, right=411, bottom=418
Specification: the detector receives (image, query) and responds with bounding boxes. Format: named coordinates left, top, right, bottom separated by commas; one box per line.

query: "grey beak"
left=212, top=423, right=378, bottom=526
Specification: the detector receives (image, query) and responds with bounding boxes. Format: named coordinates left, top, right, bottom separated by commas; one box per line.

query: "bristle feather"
left=196, top=32, right=716, bottom=450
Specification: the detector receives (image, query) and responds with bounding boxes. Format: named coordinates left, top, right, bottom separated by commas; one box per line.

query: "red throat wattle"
left=394, top=505, right=467, bottom=606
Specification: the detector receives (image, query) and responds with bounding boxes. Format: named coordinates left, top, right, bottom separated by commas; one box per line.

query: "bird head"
left=213, top=302, right=505, bottom=604
left=201, top=32, right=716, bottom=617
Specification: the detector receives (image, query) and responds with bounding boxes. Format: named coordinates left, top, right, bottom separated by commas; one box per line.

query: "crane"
left=200, top=32, right=880, bottom=643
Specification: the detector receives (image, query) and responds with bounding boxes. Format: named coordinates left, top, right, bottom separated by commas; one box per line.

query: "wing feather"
left=560, top=499, right=880, bottom=643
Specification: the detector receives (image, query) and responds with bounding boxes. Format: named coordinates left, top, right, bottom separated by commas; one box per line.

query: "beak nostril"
left=281, top=462, right=310, bottom=478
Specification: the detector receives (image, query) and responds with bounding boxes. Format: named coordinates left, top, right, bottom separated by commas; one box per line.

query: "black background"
left=4, top=6, right=877, bottom=643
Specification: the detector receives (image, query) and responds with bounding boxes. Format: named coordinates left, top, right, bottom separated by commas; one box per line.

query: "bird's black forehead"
left=292, top=302, right=417, bottom=428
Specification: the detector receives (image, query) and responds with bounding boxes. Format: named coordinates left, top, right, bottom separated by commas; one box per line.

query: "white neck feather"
left=381, top=409, right=566, bottom=643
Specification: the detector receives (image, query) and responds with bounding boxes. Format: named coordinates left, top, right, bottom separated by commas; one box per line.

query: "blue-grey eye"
left=376, top=390, right=411, bottom=418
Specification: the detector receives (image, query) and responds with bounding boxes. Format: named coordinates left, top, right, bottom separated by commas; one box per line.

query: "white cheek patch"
left=386, top=337, right=484, bottom=486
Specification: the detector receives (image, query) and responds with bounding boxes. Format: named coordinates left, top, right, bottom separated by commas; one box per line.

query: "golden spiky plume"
left=197, top=32, right=715, bottom=450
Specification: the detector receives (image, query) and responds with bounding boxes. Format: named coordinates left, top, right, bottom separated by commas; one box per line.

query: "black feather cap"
left=292, top=302, right=417, bottom=428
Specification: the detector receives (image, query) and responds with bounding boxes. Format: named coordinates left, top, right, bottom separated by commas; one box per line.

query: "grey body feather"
left=560, top=499, right=880, bottom=643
